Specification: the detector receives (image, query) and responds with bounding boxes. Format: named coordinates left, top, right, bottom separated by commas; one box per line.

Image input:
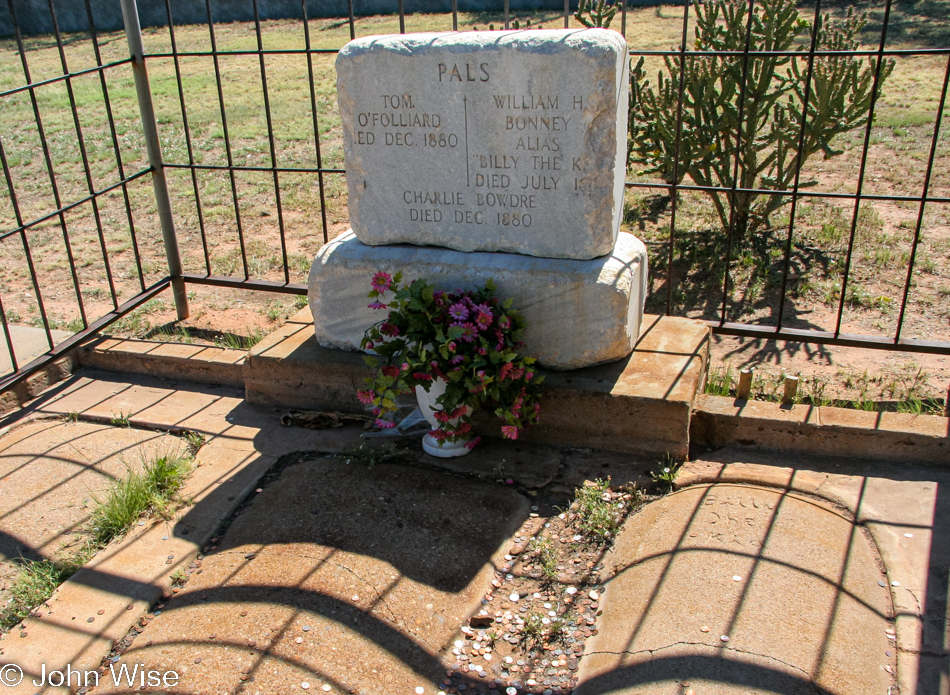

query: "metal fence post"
left=119, top=0, right=188, bottom=320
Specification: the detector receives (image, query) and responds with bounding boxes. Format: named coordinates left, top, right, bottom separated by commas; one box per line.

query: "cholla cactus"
left=575, top=0, right=619, bottom=28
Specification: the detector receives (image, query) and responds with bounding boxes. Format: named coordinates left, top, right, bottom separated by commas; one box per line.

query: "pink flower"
left=381, top=322, right=400, bottom=337
left=505, top=478, right=514, bottom=485
left=412, top=372, right=433, bottom=381
left=499, top=362, right=514, bottom=381
left=475, top=310, right=493, bottom=328
left=401, top=362, right=410, bottom=371
left=458, top=323, right=477, bottom=343
left=374, top=418, right=396, bottom=429
left=356, top=390, right=375, bottom=405
left=382, top=365, right=400, bottom=377
left=365, top=341, right=374, bottom=350
left=451, top=355, right=464, bottom=365
left=501, top=425, right=519, bottom=440
left=465, top=436, right=482, bottom=450
left=448, top=341, right=457, bottom=353
left=368, top=301, right=387, bottom=310
left=371, top=271, right=392, bottom=293
left=498, top=315, right=510, bottom=329
left=478, top=347, right=487, bottom=355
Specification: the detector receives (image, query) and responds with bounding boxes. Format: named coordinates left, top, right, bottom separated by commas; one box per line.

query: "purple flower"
left=458, top=323, right=477, bottom=343
left=374, top=419, right=396, bottom=429
left=368, top=301, right=387, bottom=310
left=448, top=302, right=470, bottom=321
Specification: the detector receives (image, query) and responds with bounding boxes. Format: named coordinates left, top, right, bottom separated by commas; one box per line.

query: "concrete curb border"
left=78, top=334, right=949, bottom=465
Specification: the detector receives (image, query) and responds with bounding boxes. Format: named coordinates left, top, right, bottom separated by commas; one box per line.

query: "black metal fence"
left=0, top=0, right=947, bottom=394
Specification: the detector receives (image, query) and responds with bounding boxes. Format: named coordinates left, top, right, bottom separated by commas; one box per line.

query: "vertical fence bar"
left=564, top=0, right=570, bottom=28
left=348, top=0, right=355, bottom=40
left=835, top=0, right=893, bottom=337
left=665, top=0, right=692, bottom=315
left=205, top=0, right=249, bottom=278
left=895, top=53, right=950, bottom=343
left=6, top=0, right=85, bottom=337
left=85, top=0, right=147, bottom=293
left=452, top=0, right=458, bottom=31
left=719, top=0, right=757, bottom=327
left=399, top=0, right=405, bottom=33
left=164, top=0, right=211, bottom=276
left=505, top=0, right=510, bottom=30
left=252, top=0, right=290, bottom=283
left=0, top=137, right=52, bottom=356
left=775, top=0, right=822, bottom=330
left=47, top=0, right=118, bottom=315
left=621, top=0, right=627, bottom=37
left=302, top=0, right=330, bottom=245
left=119, top=0, right=188, bottom=319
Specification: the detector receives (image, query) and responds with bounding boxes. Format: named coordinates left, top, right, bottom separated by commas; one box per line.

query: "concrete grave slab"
left=337, top=29, right=629, bottom=259
left=308, top=230, right=648, bottom=370
left=576, top=483, right=894, bottom=695
left=91, top=459, right=528, bottom=695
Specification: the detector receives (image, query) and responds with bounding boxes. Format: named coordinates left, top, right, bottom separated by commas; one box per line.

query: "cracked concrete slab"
left=576, top=483, right=894, bottom=695
left=92, top=458, right=528, bottom=695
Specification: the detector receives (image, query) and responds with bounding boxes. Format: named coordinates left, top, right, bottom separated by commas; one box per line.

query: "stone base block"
left=245, top=311, right=710, bottom=459
left=307, top=230, right=648, bottom=370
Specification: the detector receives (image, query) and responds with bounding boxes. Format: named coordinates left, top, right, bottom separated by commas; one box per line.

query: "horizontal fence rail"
left=0, top=0, right=947, bottom=395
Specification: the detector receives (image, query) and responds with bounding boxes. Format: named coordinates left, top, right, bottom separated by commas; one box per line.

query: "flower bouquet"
left=359, top=271, right=543, bottom=456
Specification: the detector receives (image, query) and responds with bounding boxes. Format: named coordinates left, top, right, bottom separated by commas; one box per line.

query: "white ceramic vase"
left=414, top=378, right=472, bottom=458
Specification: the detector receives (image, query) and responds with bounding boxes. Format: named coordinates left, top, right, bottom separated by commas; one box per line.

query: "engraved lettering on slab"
left=691, top=493, right=776, bottom=550
left=336, top=29, right=629, bottom=259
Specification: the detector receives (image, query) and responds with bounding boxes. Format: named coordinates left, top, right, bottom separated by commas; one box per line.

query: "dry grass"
left=0, top=2, right=946, bottom=354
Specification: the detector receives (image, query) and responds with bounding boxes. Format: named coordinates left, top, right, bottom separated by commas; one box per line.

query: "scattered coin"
left=303, top=625, right=311, bottom=632
left=509, top=593, right=520, bottom=602
left=732, top=575, right=742, bottom=582
left=296, top=637, right=303, bottom=644
left=322, top=687, right=331, bottom=693
left=700, top=626, right=710, bottom=632
left=720, top=635, right=730, bottom=642
left=891, top=581, right=900, bottom=587
left=566, top=587, right=577, bottom=595
left=301, top=683, right=310, bottom=690
left=904, top=533, right=914, bottom=538
left=589, top=590, right=599, bottom=600
left=97, top=609, right=105, bottom=615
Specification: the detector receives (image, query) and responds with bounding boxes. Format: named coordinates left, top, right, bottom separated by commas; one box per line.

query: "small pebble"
left=589, top=590, right=599, bottom=600
left=732, top=575, right=742, bottom=582
left=322, top=687, right=331, bottom=692
left=194, top=658, right=202, bottom=664
left=904, top=533, right=914, bottom=538
left=87, top=617, right=94, bottom=623
left=416, top=688, right=425, bottom=694
left=296, top=637, right=303, bottom=644
left=97, top=609, right=105, bottom=615
left=891, top=581, right=901, bottom=587
left=301, top=683, right=310, bottom=690
left=566, top=587, right=577, bottom=595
